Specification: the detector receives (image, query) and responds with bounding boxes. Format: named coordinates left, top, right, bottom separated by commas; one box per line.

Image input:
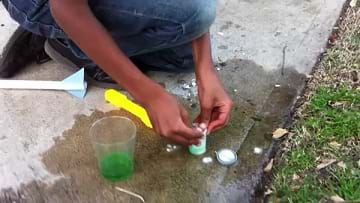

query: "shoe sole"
left=0, top=27, right=30, bottom=77
left=44, top=40, right=121, bottom=90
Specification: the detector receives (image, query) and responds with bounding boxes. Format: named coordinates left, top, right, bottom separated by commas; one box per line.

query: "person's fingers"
left=188, top=136, right=201, bottom=145
left=169, top=135, right=194, bottom=146
left=194, top=116, right=199, bottom=124
left=210, top=114, right=230, bottom=132
left=208, top=103, right=233, bottom=132
left=176, top=124, right=203, bottom=139
left=199, top=123, right=207, bottom=130
left=194, top=115, right=202, bottom=124
left=190, top=139, right=201, bottom=145
left=208, top=112, right=228, bottom=133
left=198, top=104, right=213, bottom=125
left=180, top=106, right=192, bottom=127
left=210, top=126, right=222, bottom=133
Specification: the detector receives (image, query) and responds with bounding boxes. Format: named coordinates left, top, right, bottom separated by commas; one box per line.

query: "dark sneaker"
left=44, top=39, right=120, bottom=89
left=0, top=27, right=50, bottom=78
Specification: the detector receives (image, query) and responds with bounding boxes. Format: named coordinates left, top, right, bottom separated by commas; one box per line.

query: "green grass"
left=271, top=88, right=360, bottom=202
left=274, top=173, right=324, bottom=203
left=304, top=88, right=360, bottom=144
left=271, top=6, right=359, bottom=202
left=287, top=148, right=315, bottom=171
left=328, top=168, right=360, bottom=200
left=273, top=167, right=360, bottom=202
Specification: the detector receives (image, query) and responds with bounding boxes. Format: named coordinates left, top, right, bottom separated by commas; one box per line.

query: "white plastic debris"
left=181, top=83, right=191, bottom=90
left=217, top=32, right=224, bottom=36
left=115, top=187, right=145, bottom=203
left=166, top=144, right=179, bottom=152
left=202, top=157, right=213, bottom=164
left=253, top=147, right=263, bottom=154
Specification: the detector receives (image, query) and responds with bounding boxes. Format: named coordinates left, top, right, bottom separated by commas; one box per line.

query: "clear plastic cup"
left=90, top=116, right=137, bottom=181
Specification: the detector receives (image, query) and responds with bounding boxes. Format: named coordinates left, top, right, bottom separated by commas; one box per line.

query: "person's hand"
left=144, top=90, right=203, bottom=146
left=195, top=68, right=233, bottom=133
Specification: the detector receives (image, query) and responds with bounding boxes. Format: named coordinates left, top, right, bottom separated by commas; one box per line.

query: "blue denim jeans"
left=3, top=0, right=217, bottom=72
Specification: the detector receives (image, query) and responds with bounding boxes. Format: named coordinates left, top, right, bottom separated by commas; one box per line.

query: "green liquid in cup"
left=100, top=152, right=134, bottom=181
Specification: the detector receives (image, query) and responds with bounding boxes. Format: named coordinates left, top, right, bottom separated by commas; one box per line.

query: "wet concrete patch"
left=151, top=59, right=284, bottom=111
left=40, top=103, right=255, bottom=202
left=1, top=59, right=306, bottom=203
left=1, top=102, right=255, bottom=202
left=210, top=70, right=305, bottom=202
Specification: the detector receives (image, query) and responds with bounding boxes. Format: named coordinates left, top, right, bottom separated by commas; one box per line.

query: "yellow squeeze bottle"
left=104, top=89, right=153, bottom=128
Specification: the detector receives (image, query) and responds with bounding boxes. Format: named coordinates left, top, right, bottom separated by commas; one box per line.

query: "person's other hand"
left=144, top=91, right=203, bottom=146
left=196, top=68, right=233, bottom=133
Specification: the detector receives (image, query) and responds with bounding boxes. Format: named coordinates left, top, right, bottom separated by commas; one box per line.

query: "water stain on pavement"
left=39, top=100, right=256, bottom=202
left=1, top=59, right=306, bottom=203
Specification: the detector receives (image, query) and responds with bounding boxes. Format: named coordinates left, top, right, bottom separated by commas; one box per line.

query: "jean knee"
left=198, top=0, right=217, bottom=31
left=183, top=0, right=217, bottom=37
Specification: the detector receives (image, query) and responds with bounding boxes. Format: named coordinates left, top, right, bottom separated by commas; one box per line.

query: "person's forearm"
left=192, top=32, right=219, bottom=85
left=49, top=0, right=164, bottom=104
left=192, top=32, right=215, bottom=74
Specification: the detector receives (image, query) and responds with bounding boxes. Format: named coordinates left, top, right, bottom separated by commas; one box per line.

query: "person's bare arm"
left=192, top=33, right=233, bottom=133
left=50, top=0, right=202, bottom=145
